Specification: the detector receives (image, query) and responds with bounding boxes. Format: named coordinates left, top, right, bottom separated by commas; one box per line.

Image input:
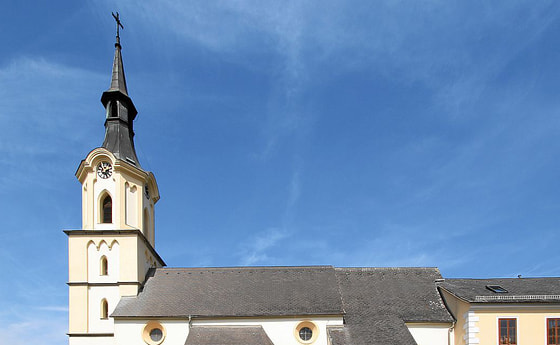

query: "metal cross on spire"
left=112, top=12, right=124, bottom=45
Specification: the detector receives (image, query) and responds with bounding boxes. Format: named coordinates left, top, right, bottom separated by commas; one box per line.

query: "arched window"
left=100, top=299, right=108, bottom=319
left=102, top=195, right=112, bottom=223
left=110, top=101, right=118, bottom=118
left=100, top=256, right=108, bottom=276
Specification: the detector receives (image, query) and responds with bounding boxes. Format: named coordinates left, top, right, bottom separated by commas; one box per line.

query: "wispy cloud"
left=0, top=303, right=67, bottom=345
left=0, top=317, right=67, bottom=345
left=238, top=227, right=291, bottom=265
left=0, top=57, right=104, bottom=189
left=36, top=306, right=69, bottom=312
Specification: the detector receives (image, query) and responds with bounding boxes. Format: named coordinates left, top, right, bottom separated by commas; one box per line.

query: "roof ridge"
left=157, top=265, right=335, bottom=271
left=445, top=277, right=560, bottom=280
left=335, top=267, right=439, bottom=271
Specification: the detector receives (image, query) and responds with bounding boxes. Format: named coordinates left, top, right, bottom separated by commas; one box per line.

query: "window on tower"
left=100, top=299, right=108, bottom=319
left=100, top=256, right=108, bottom=276
left=110, top=100, right=118, bottom=118
left=102, top=195, right=112, bottom=223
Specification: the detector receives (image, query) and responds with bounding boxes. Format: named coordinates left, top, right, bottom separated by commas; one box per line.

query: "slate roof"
left=440, top=277, right=560, bottom=303
left=112, top=266, right=454, bottom=345
left=336, top=267, right=453, bottom=345
left=327, top=326, right=349, bottom=345
left=112, top=266, right=343, bottom=318
left=184, top=326, right=274, bottom=345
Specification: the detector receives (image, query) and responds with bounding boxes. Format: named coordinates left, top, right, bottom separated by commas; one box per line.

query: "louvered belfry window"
left=102, top=195, right=112, bottom=223
left=110, top=101, right=118, bottom=118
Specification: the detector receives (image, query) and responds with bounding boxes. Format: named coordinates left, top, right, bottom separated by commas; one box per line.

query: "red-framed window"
left=549, top=318, right=560, bottom=345
left=499, top=318, right=517, bottom=345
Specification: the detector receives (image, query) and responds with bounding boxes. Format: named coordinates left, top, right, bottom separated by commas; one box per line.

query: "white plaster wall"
left=83, top=183, right=88, bottom=228
left=69, top=336, right=114, bottom=345
left=407, top=324, right=450, bottom=345
left=125, top=183, right=138, bottom=228
left=88, top=241, right=120, bottom=283
left=142, top=203, right=155, bottom=244
left=93, top=175, right=116, bottom=230
left=115, top=320, right=189, bottom=345
left=88, top=285, right=120, bottom=333
left=114, top=316, right=343, bottom=345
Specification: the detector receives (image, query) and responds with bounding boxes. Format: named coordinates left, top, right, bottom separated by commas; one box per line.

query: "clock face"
left=97, top=161, right=113, bottom=179
left=144, top=184, right=150, bottom=199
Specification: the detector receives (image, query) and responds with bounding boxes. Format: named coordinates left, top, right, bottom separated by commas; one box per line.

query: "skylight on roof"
left=486, top=285, right=508, bottom=293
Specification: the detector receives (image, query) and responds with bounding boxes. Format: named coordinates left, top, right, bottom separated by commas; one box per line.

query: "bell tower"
left=66, top=13, right=165, bottom=344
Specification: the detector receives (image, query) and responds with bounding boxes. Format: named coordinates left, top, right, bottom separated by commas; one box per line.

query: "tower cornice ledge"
left=64, top=229, right=166, bottom=267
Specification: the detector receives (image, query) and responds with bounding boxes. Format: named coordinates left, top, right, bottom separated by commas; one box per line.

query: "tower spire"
left=108, top=12, right=128, bottom=95
left=100, top=12, right=141, bottom=167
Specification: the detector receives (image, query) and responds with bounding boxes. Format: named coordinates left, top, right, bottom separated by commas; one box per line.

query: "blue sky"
left=1, top=1, right=560, bottom=344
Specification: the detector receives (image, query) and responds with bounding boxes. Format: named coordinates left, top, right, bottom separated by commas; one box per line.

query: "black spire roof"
left=100, top=24, right=141, bottom=168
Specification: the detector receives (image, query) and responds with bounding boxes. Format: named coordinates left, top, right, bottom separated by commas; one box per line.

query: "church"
left=66, top=21, right=560, bottom=345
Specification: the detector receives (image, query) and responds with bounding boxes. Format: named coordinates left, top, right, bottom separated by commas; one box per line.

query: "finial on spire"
left=112, top=12, right=124, bottom=46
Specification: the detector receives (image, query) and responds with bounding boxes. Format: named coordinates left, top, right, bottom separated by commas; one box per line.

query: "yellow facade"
left=75, top=148, right=159, bottom=242
left=67, top=148, right=164, bottom=337
left=441, top=288, right=560, bottom=345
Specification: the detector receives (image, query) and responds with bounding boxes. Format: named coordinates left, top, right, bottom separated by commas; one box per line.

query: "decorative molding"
left=464, top=311, right=479, bottom=345
left=64, top=229, right=166, bottom=266
left=474, top=295, right=560, bottom=302
left=67, top=281, right=142, bottom=287
left=68, top=333, right=114, bottom=337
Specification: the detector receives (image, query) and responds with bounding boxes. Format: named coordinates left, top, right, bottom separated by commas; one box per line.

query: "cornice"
left=64, top=229, right=166, bottom=266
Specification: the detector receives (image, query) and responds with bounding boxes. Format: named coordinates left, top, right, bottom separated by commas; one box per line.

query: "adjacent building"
left=439, top=278, right=560, bottom=345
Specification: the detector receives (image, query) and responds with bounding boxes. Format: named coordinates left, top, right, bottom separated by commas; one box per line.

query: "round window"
left=299, top=327, right=313, bottom=341
left=294, top=321, right=318, bottom=344
left=142, top=321, right=166, bottom=345
left=150, top=328, right=163, bottom=342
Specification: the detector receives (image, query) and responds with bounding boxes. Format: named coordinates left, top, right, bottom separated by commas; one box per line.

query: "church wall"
left=134, top=235, right=161, bottom=288
left=69, top=235, right=139, bottom=283
left=87, top=240, right=120, bottom=283
left=67, top=233, right=157, bottom=336
left=113, top=316, right=344, bottom=345
left=88, top=285, right=120, bottom=333
left=125, top=182, right=139, bottom=228
left=68, top=236, right=88, bottom=282
left=115, top=320, right=189, bottom=345
left=406, top=323, right=451, bottom=345
left=118, top=170, right=147, bottom=232
left=79, top=149, right=155, bottom=233
left=69, top=336, right=115, bottom=345
left=197, top=317, right=344, bottom=345
left=68, top=285, right=88, bottom=333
